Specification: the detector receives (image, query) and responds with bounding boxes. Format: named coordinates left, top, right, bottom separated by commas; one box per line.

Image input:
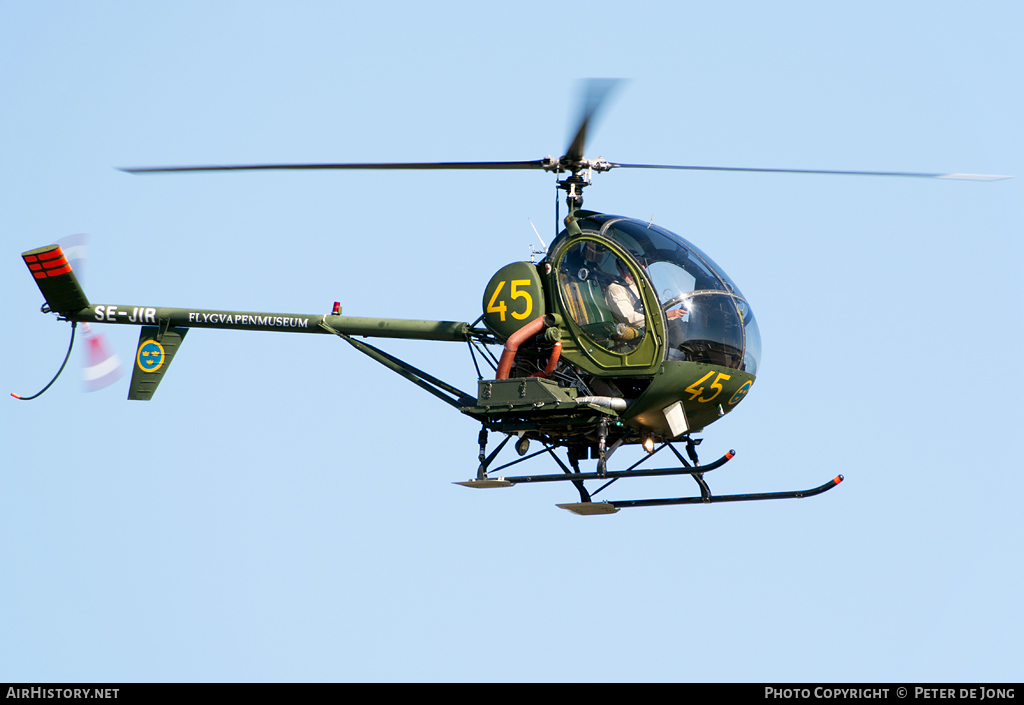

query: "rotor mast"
left=550, top=158, right=614, bottom=210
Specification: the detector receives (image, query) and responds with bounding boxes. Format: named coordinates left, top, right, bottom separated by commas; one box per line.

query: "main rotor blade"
left=120, top=160, right=550, bottom=174
left=607, top=162, right=1011, bottom=181
left=562, top=78, right=624, bottom=165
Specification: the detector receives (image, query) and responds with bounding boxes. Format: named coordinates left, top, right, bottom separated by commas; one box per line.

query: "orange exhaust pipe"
left=496, top=317, right=548, bottom=380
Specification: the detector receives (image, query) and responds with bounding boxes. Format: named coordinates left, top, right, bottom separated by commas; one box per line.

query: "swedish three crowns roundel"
left=136, top=339, right=165, bottom=373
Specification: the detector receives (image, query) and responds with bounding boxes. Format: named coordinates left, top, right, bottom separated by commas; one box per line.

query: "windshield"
left=591, top=216, right=761, bottom=375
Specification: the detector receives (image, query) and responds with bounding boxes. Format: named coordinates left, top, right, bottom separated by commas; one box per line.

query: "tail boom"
left=66, top=305, right=472, bottom=341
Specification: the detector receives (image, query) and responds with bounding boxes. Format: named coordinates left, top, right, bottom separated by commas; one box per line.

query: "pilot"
left=605, top=259, right=645, bottom=327
left=606, top=259, right=686, bottom=327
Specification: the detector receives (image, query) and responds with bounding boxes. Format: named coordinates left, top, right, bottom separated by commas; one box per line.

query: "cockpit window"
left=557, top=240, right=646, bottom=354
left=598, top=218, right=739, bottom=295
left=587, top=216, right=760, bottom=375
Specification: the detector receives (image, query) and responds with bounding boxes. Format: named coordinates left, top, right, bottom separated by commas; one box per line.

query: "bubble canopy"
left=559, top=214, right=761, bottom=375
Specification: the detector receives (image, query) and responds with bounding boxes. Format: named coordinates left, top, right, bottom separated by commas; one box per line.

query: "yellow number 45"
left=487, top=280, right=533, bottom=322
left=685, top=371, right=731, bottom=403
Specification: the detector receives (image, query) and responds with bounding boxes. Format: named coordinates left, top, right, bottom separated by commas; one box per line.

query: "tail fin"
left=21, top=245, right=90, bottom=313
left=127, top=326, right=188, bottom=401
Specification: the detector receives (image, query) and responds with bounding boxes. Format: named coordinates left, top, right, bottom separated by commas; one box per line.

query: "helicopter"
left=16, top=80, right=1009, bottom=515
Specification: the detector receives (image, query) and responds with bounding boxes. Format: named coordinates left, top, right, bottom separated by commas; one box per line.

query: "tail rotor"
left=54, top=234, right=124, bottom=393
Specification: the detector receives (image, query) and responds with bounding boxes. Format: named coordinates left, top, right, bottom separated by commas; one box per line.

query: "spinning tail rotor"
left=55, top=235, right=124, bottom=393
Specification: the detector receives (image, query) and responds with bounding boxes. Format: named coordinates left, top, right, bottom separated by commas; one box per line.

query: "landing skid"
left=557, top=475, right=844, bottom=515
left=457, top=431, right=843, bottom=514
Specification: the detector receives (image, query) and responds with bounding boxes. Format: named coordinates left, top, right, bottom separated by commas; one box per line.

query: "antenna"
left=528, top=219, right=548, bottom=262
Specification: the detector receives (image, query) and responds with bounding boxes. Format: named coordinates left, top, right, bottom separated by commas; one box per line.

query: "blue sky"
left=2, top=1, right=1022, bottom=682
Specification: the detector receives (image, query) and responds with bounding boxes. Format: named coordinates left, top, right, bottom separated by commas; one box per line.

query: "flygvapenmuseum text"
left=765, top=689, right=1014, bottom=700
left=186, top=312, right=310, bottom=328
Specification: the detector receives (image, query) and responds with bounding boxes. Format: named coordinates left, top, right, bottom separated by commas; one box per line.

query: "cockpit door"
left=552, top=237, right=663, bottom=373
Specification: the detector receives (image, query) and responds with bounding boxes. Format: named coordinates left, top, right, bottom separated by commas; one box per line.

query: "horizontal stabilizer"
left=21, top=245, right=90, bottom=313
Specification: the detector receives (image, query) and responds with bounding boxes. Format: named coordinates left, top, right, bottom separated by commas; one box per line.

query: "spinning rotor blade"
left=53, top=234, right=125, bottom=392
left=122, top=79, right=629, bottom=177
left=122, top=161, right=1009, bottom=181
left=120, top=78, right=1007, bottom=183
left=55, top=233, right=89, bottom=275
left=606, top=162, right=1011, bottom=181
left=562, top=78, right=623, bottom=165
left=81, top=322, right=124, bottom=392
left=121, top=160, right=550, bottom=174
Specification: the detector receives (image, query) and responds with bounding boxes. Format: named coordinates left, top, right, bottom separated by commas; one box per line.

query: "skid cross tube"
left=496, top=449, right=736, bottom=486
